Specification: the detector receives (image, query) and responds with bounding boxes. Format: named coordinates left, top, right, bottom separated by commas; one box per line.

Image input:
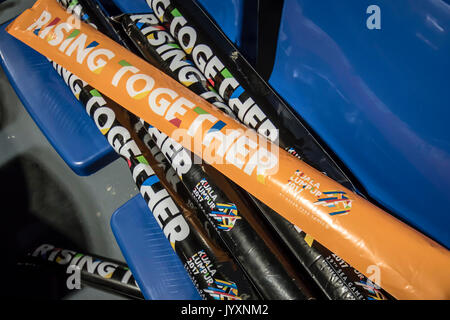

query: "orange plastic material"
left=7, top=0, right=450, bottom=299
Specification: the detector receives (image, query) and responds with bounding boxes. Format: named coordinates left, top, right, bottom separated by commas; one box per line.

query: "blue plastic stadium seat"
left=0, top=22, right=117, bottom=176
left=269, top=0, right=450, bottom=247
left=111, top=194, right=201, bottom=300
left=195, top=0, right=244, bottom=45
left=107, top=0, right=149, bottom=14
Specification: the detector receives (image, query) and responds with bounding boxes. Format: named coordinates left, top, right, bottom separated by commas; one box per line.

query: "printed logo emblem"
left=356, top=280, right=387, bottom=300
left=209, top=203, right=241, bottom=231
left=204, top=279, right=241, bottom=300
left=314, top=191, right=352, bottom=216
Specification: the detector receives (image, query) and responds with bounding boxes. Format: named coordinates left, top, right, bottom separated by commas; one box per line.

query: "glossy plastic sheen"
left=269, top=0, right=450, bottom=248
left=0, top=22, right=116, bottom=176
left=196, top=0, right=243, bottom=45
left=107, top=0, right=148, bottom=14
left=111, top=195, right=202, bottom=300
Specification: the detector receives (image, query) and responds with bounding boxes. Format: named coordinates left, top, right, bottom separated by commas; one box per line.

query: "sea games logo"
left=285, top=170, right=352, bottom=216
left=192, top=179, right=242, bottom=231
left=314, top=191, right=353, bottom=216
left=356, top=280, right=387, bottom=300
left=185, top=250, right=241, bottom=300
left=209, top=203, right=241, bottom=231
left=203, top=279, right=241, bottom=300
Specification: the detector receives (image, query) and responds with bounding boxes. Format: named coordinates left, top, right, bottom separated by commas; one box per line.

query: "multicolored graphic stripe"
left=203, top=279, right=241, bottom=300
left=314, top=191, right=352, bottom=216
left=209, top=203, right=241, bottom=231
left=356, top=280, right=387, bottom=300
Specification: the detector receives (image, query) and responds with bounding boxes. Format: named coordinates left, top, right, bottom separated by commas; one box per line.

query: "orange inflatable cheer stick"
left=7, top=0, right=450, bottom=299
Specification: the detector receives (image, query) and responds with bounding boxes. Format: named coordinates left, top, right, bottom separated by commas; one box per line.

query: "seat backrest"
left=269, top=0, right=450, bottom=248
left=111, top=195, right=201, bottom=300
left=0, top=22, right=117, bottom=176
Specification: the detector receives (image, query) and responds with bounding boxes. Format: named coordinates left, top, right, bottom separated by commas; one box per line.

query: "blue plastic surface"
left=269, top=0, right=450, bottom=247
left=108, top=0, right=149, bottom=14
left=111, top=195, right=201, bottom=300
left=0, top=22, right=117, bottom=176
left=110, top=0, right=243, bottom=44
left=196, top=0, right=244, bottom=45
